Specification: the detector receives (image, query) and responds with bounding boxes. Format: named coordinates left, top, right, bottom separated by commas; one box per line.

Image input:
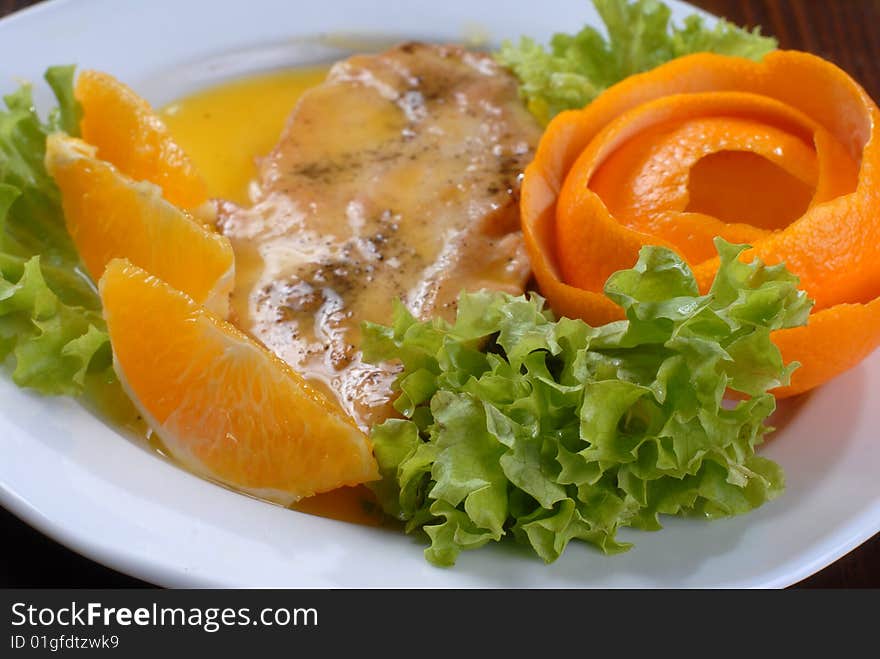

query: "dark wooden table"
left=1, top=0, right=878, bottom=588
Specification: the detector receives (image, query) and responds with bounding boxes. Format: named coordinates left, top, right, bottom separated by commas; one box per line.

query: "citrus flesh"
left=76, top=69, right=209, bottom=211
left=45, top=133, right=234, bottom=317
left=99, top=258, right=380, bottom=505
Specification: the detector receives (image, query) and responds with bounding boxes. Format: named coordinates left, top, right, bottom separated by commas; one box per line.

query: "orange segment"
left=76, top=69, right=208, bottom=211
left=45, top=133, right=234, bottom=317
left=521, top=50, right=880, bottom=397
left=99, top=259, right=380, bottom=505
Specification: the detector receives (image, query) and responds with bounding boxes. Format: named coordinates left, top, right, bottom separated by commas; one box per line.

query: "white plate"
left=2, top=0, right=878, bottom=589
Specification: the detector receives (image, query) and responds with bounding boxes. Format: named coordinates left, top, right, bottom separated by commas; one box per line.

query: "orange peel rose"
left=521, top=50, right=880, bottom=397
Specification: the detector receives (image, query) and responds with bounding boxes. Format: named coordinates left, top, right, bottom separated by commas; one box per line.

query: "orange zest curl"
left=521, top=50, right=880, bottom=397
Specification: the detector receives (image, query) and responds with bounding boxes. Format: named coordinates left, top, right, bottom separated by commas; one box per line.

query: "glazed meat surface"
left=219, top=42, right=542, bottom=429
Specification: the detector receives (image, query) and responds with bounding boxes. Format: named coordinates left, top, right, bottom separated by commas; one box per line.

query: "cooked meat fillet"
left=218, top=42, right=542, bottom=430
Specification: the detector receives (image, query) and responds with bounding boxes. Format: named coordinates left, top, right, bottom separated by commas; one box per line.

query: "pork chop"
left=218, top=42, right=542, bottom=430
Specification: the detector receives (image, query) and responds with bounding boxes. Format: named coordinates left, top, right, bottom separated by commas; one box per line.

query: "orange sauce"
left=160, top=68, right=386, bottom=527
left=160, top=68, right=328, bottom=205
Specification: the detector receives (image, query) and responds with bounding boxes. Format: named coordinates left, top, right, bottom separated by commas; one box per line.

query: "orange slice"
left=76, top=69, right=209, bottom=212
left=99, top=258, right=380, bottom=504
left=45, top=133, right=234, bottom=316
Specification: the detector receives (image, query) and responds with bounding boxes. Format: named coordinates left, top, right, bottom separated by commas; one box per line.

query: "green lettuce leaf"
left=0, top=66, right=117, bottom=396
left=363, top=238, right=811, bottom=566
left=496, top=0, right=777, bottom=122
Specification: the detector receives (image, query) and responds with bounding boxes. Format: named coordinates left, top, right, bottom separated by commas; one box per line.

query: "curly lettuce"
left=362, top=239, right=811, bottom=566
left=496, top=0, right=778, bottom=122
left=0, top=66, right=114, bottom=396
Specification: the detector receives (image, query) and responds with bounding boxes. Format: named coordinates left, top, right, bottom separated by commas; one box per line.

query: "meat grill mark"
left=219, top=42, right=542, bottom=430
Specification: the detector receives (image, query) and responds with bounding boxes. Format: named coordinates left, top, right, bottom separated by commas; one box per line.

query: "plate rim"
left=1, top=0, right=877, bottom=589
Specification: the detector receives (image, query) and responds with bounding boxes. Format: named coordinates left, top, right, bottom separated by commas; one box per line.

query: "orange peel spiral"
left=521, top=50, right=880, bottom=397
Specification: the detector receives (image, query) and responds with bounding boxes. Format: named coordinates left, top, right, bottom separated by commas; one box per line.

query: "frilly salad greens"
left=0, top=66, right=117, bottom=397
left=496, top=0, right=777, bottom=122
left=362, top=239, right=812, bottom=566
